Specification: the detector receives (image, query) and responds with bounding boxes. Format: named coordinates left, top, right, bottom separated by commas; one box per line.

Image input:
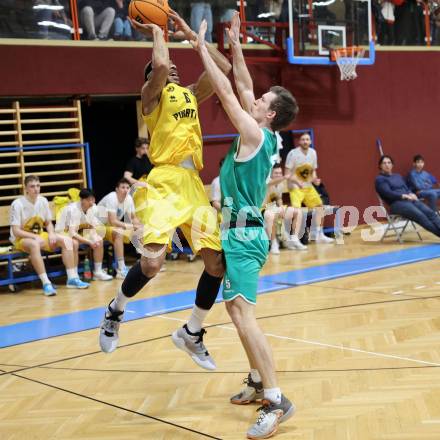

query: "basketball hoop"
left=330, top=46, right=365, bottom=81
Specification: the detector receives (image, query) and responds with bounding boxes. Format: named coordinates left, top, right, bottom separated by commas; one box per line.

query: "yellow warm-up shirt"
left=144, top=83, right=203, bottom=170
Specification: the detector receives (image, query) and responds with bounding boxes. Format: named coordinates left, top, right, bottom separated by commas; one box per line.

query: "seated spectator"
left=376, top=155, right=440, bottom=237
left=123, top=137, right=153, bottom=186
left=407, top=154, right=440, bottom=211
left=263, top=164, right=307, bottom=254
left=210, top=158, right=224, bottom=213
left=56, top=188, right=113, bottom=280
left=98, top=178, right=141, bottom=279
left=78, top=0, right=115, bottom=40
left=113, top=0, right=131, bottom=40
left=191, top=2, right=213, bottom=43
left=284, top=132, right=334, bottom=243
left=9, top=175, right=88, bottom=296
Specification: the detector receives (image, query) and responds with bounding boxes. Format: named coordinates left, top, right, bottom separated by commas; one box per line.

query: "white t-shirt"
left=285, top=147, right=318, bottom=188
left=263, top=181, right=286, bottom=208
left=98, top=191, right=135, bottom=224
left=55, top=201, right=101, bottom=232
left=9, top=195, right=52, bottom=243
left=210, top=176, right=221, bottom=203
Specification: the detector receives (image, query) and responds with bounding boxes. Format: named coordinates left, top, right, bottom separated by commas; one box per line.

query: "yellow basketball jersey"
left=144, top=83, right=203, bottom=170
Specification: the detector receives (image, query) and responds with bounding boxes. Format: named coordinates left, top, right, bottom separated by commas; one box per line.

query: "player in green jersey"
left=192, top=13, right=299, bottom=439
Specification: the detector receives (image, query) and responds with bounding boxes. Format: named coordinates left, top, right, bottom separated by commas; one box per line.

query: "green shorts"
left=222, top=227, right=269, bottom=305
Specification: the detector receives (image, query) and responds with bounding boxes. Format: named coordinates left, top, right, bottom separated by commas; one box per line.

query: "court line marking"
left=2, top=292, right=440, bottom=380
left=11, top=372, right=221, bottom=440
left=3, top=243, right=440, bottom=348
left=154, top=315, right=440, bottom=368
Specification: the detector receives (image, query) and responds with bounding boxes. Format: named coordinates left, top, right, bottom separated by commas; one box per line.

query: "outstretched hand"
left=190, top=19, right=207, bottom=51
left=168, top=8, right=194, bottom=41
left=130, top=18, right=163, bottom=36
left=226, top=11, right=240, bottom=46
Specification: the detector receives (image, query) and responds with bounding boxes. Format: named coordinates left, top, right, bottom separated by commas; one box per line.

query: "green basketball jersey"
left=220, top=128, right=279, bottom=223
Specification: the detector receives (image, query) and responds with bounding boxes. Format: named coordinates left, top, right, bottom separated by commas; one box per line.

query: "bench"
left=0, top=205, right=117, bottom=292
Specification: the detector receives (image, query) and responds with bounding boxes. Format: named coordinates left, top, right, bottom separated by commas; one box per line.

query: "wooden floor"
left=1, top=229, right=440, bottom=440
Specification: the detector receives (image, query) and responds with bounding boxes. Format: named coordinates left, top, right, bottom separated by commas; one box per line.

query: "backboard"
left=286, top=0, right=375, bottom=65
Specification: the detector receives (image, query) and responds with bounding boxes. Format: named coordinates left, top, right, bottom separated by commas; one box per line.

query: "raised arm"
left=131, top=20, right=170, bottom=115
left=227, top=12, right=255, bottom=113
left=192, top=20, right=261, bottom=153
left=169, top=9, right=231, bottom=104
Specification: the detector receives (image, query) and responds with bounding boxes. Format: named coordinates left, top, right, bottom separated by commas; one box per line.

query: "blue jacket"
left=375, top=173, right=411, bottom=205
left=407, top=169, right=437, bottom=192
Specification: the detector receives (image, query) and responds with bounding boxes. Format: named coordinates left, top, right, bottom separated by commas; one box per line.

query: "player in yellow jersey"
left=99, top=11, right=231, bottom=370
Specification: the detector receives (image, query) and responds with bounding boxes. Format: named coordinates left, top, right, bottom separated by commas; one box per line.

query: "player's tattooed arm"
left=131, top=20, right=170, bottom=115
left=227, top=12, right=255, bottom=114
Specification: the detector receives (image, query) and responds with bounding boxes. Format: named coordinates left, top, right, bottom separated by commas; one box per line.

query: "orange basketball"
left=129, top=0, right=169, bottom=27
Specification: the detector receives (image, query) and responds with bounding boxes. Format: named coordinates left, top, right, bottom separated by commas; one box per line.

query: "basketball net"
left=331, top=47, right=365, bottom=81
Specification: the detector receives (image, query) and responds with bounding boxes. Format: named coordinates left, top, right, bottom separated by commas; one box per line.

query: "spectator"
left=217, top=1, right=237, bottom=43
left=123, top=137, right=153, bottom=186
left=433, top=4, right=440, bottom=45
left=113, top=0, right=131, bottom=40
left=376, top=155, right=440, bottom=237
left=98, top=178, right=141, bottom=279
left=374, top=0, right=396, bottom=45
left=56, top=188, right=113, bottom=280
left=284, top=132, right=334, bottom=243
left=210, top=158, right=224, bottom=213
left=263, top=164, right=307, bottom=254
left=9, top=175, right=88, bottom=296
left=191, top=2, right=213, bottom=43
left=407, top=154, right=440, bottom=211
left=33, top=0, right=71, bottom=39
left=394, top=0, right=425, bottom=45
left=219, top=1, right=236, bottom=24
left=78, top=0, right=115, bottom=40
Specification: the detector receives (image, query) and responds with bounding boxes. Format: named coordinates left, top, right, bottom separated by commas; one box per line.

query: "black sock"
left=121, top=261, right=152, bottom=298
left=194, top=270, right=223, bottom=310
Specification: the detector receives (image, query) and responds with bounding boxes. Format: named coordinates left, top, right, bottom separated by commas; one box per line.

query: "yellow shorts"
left=135, top=165, right=221, bottom=253
left=14, top=231, right=52, bottom=252
left=104, top=226, right=132, bottom=244
left=133, top=174, right=149, bottom=220
left=289, top=187, right=322, bottom=209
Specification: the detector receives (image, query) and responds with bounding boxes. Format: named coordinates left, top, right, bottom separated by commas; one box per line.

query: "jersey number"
left=183, top=92, right=191, bottom=104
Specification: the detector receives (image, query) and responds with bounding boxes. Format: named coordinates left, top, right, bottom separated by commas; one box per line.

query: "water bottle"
left=107, top=245, right=114, bottom=276
left=83, top=257, right=92, bottom=281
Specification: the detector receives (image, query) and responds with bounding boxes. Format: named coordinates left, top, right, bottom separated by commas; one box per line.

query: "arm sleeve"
left=285, top=151, right=295, bottom=170
left=9, top=202, right=21, bottom=226
left=429, top=173, right=437, bottom=185
left=407, top=171, right=417, bottom=192
left=104, top=196, right=117, bottom=213
left=125, top=157, right=135, bottom=174
left=43, top=199, right=53, bottom=222
left=375, top=176, right=403, bottom=203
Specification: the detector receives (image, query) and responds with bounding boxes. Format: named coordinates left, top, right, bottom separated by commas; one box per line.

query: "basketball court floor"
left=1, top=228, right=440, bottom=439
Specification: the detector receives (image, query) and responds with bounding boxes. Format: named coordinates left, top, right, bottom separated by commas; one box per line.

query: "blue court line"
left=1, top=244, right=439, bottom=349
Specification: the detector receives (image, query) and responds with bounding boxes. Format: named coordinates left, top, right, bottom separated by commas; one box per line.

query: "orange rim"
left=330, top=46, right=364, bottom=62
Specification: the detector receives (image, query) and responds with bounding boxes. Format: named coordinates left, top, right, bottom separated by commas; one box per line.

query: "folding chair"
left=377, top=195, right=423, bottom=244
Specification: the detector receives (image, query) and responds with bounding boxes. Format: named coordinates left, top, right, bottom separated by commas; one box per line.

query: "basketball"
left=129, top=0, right=169, bottom=27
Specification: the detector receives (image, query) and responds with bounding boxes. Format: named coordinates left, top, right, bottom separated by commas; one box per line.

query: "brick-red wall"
left=1, top=44, right=439, bottom=214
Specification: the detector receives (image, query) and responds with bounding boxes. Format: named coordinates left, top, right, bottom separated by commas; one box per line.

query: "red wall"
left=1, top=43, right=440, bottom=215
